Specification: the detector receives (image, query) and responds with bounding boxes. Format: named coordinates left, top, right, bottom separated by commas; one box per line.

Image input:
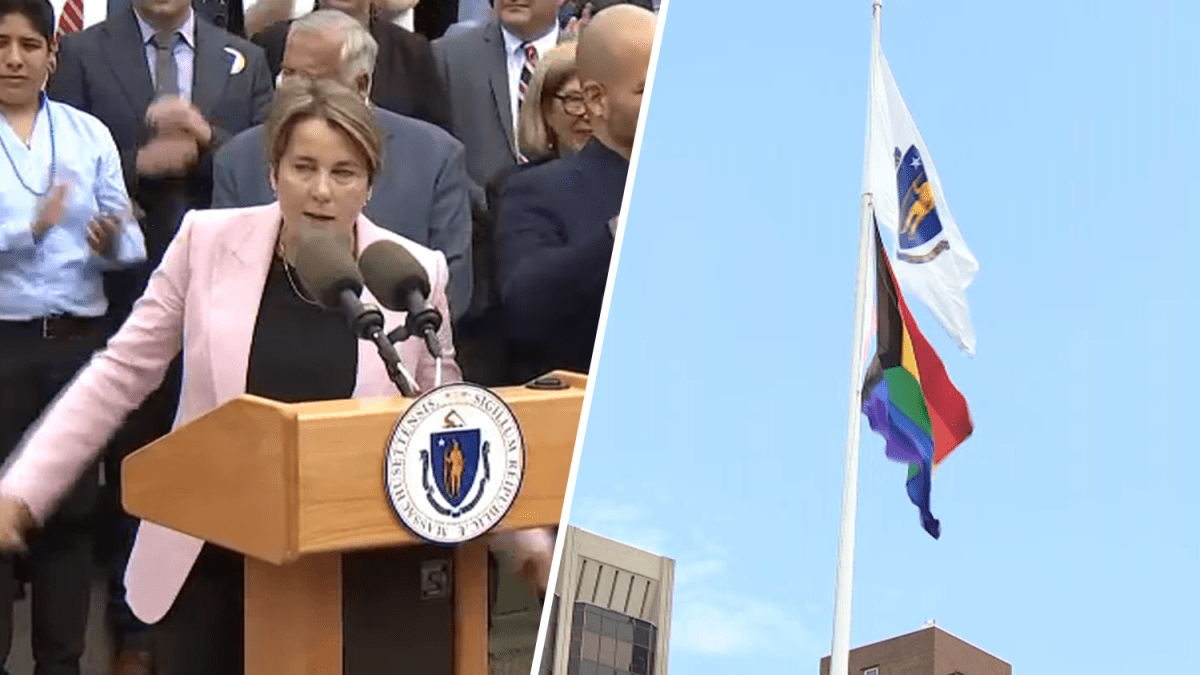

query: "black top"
left=413, top=0, right=458, bottom=41
left=246, top=256, right=358, bottom=402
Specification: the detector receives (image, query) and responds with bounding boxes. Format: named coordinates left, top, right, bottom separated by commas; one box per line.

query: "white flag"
left=865, top=41, right=978, bottom=355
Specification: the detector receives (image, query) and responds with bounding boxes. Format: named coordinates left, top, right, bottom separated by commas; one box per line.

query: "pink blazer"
left=0, top=203, right=461, bottom=623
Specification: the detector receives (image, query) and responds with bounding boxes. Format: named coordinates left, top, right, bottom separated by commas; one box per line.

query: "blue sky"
left=565, top=0, right=1200, bottom=673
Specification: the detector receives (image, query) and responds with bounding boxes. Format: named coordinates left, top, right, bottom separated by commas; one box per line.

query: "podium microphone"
left=358, top=241, right=445, bottom=365
left=292, top=235, right=418, bottom=396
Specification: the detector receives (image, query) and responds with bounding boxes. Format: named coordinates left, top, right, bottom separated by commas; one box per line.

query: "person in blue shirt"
left=0, top=0, right=146, bottom=671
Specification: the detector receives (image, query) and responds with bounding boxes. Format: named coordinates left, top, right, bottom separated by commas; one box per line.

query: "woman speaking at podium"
left=0, top=78, right=476, bottom=675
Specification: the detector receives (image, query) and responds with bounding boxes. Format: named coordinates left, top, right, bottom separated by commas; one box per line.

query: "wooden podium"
left=121, top=372, right=586, bottom=675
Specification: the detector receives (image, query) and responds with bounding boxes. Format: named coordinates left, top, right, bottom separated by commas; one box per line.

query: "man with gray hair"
left=248, top=0, right=452, bottom=130
left=213, top=9, right=474, bottom=320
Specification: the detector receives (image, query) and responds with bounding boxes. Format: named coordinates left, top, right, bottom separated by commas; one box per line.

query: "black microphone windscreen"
left=293, top=234, right=364, bottom=309
left=358, top=240, right=431, bottom=312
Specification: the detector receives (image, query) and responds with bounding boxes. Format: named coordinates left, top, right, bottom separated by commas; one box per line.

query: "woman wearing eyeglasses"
left=486, top=42, right=592, bottom=226
left=514, top=42, right=592, bottom=162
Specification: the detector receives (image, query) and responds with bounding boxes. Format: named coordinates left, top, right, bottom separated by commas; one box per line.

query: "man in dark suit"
left=493, top=4, right=654, bottom=381
left=52, top=0, right=273, bottom=267
left=214, top=9, right=473, bottom=321
left=250, top=0, right=452, bottom=132
left=48, top=2, right=272, bottom=672
left=432, top=0, right=564, bottom=209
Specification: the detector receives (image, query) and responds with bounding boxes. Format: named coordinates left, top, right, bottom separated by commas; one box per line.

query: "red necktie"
left=56, top=0, right=84, bottom=39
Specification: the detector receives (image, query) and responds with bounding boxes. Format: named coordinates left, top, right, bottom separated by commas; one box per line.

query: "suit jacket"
left=474, top=152, right=554, bottom=318
left=211, top=107, right=474, bottom=321
left=251, top=17, right=452, bottom=133
left=49, top=6, right=273, bottom=266
left=493, top=139, right=627, bottom=381
left=432, top=20, right=523, bottom=208
left=0, top=203, right=460, bottom=624
left=452, top=152, right=556, bottom=386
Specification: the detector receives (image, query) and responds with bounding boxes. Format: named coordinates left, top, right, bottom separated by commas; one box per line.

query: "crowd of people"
left=0, top=0, right=658, bottom=672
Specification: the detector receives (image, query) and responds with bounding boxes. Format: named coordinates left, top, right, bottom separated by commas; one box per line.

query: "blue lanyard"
left=0, top=93, right=57, bottom=198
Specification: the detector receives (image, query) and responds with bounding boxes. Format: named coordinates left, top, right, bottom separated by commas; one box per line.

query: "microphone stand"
left=369, top=326, right=418, bottom=397
left=400, top=289, right=445, bottom=387
left=340, top=289, right=419, bottom=397
left=385, top=325, right=444, bottom=389
left=342, top=289, right=447, bottom=396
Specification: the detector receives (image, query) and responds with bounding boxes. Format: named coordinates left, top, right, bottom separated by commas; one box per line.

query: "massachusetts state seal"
left=385, top=383, right=525, bottom=545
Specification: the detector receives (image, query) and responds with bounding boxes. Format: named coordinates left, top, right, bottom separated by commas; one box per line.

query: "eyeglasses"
left=554, top=94, right=587, bottom=116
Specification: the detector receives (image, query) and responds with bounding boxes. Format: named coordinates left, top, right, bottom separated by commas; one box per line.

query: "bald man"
left=576, top=4, right=654, bottom=161
left=493, top=4, right=655, bottom=381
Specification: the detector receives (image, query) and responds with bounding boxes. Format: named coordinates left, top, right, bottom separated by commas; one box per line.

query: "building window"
left=863, top=667, right=879, bottom=675
left=567, top=602, right=658, bottom=675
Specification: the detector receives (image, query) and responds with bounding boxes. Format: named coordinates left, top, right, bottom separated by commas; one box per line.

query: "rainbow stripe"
left=861, top=224, right=973, bottom=539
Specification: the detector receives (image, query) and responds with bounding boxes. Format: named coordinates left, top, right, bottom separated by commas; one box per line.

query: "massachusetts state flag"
left=864, top=41, right=979, bottom=355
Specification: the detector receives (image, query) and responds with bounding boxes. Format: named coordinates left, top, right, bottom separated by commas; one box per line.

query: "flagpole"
left=830, top=3, right=880, bottom=675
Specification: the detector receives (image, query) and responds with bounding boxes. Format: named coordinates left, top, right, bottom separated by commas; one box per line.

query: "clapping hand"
left=136, top=135, right=200, bottom=177
left=562, top=3, right=594, bottom=41
left=145, top=96, right=213, bottom=147
left=32, top=182, right=70, bottom=240
left=87, top=211, right=122, bottom=259
left=0, top=495, right=35, bottom=554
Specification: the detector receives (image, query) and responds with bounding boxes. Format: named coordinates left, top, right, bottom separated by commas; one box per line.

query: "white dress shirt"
left=388, top=8, right=415, bottom=31
left=240, top=0, right=315, bottom=18
left=500, top=23, right=559, bottom=133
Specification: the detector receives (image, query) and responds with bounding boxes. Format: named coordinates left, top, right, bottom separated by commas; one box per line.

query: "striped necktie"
left=516, top=43, right=539, bottom=163
left=55, top=0, right=83, bottom=39
left=518, top=42, right=539, bottom=111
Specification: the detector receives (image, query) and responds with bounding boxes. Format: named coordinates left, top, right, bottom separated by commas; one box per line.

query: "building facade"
left=539, top=527, right=674, bottom=675
left=819, top=624, right=1010, bottom=675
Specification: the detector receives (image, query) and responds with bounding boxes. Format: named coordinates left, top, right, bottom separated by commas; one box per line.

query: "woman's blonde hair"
left=265, top=77, right=385, bottom=184
left=517, top=42, right=582, bottom=157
